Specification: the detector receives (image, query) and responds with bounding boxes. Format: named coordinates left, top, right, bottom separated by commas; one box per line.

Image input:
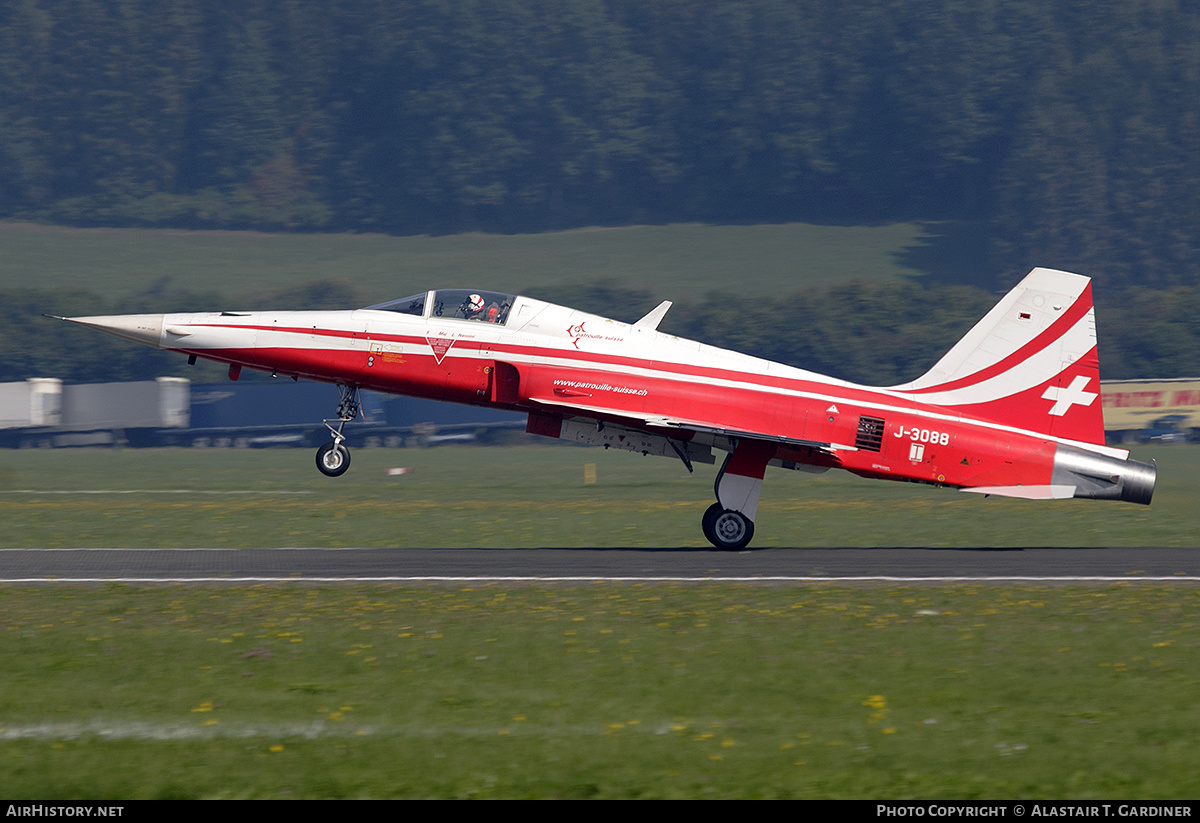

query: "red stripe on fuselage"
left=177, top=322, right=893, bottom=406
left=178, top=324, right=1074, bottom=451
left=185, top=340, right=1071, bottom=488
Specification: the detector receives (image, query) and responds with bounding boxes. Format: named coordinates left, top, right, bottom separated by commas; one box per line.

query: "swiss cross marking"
left=1042, top=375, right=1098, bottom=417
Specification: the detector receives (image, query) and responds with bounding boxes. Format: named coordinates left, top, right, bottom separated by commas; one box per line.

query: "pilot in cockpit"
left=462, top=293, right=486, bottom=320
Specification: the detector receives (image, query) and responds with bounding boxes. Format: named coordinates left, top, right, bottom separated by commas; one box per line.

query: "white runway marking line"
left=0, top=719, right=671, bottom=741
left=0, top=720, right=374, bottom=741
left=1, top=489, right=314, bottom=494
left=0, top=547, right=369, bottom=554
left=1, top=576, right=1198, bottom=583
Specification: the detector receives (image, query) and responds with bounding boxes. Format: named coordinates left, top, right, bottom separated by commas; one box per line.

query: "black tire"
left=316, top=442, right=351, bottom=477
left=708, top=508, right=754, bottom=550
left=701, top=502, right=723, bottom=545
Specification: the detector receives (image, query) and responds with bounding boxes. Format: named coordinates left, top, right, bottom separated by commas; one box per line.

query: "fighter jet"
left=55, top=268, right=1155, bottom=549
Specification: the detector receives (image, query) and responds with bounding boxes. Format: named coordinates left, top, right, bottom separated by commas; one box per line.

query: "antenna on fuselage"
left=633, top=300, right=672, bottom=331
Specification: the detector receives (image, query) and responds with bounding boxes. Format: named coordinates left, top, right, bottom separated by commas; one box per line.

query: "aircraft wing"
left=526, top=395, right=842, bottom=454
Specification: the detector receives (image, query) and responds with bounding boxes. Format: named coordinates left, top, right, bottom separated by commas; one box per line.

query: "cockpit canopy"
left=365, top=293, right=426, bottom=316
left=365, top=289, right=516, bottom=325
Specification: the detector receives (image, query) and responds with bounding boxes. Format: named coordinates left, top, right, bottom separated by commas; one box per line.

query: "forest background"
left=2, top=0, right=1198, bottom=384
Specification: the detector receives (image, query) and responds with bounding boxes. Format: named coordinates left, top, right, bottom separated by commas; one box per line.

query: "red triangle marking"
left=426, top=337, right=456, bottom=364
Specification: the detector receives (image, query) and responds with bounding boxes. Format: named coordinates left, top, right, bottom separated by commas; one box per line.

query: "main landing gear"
left=316, top=385, right=360, bottom=478
left=701, top=439, right=775, bottom=550
left=702, top=502, right=754, bottom=550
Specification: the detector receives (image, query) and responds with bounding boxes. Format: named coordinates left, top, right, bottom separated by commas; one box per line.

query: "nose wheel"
left=316, top=441, right=351, bottom=477
left=315, top=385, right=360, bottom=478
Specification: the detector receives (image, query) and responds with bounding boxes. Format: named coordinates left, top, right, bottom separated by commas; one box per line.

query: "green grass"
left=0, top=584, right=1197, bottom=798
left=0, top=442, right=1191, bottom=548
left=2, top=445, right=1197, bottom=798
left=5, top=220, right=1190, bottom=798
left=0, top=220, right=929, bottom=302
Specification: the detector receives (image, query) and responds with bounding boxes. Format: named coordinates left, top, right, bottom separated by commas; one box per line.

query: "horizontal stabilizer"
left=961, top=485, right=1077, bottom=500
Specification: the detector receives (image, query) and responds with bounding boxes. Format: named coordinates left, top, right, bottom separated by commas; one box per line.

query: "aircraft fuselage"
left=59, top=272, right=1157, bottom=549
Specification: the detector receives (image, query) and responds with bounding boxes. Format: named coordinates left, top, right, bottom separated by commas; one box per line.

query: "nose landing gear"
left=316, top=385, right=360, bottom=478
left=316, top=441, right=351, bottom=477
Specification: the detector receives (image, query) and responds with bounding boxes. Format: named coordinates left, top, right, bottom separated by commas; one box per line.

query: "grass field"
left=0, top=220, right=929, bottom=302
left=1, top=584, right=1197, bottom=799
left=0, top=443, right=1192, bottom=549
left=3, top=218, right=1195, bottom=798
left=1, top=446, right=1198, bottom=798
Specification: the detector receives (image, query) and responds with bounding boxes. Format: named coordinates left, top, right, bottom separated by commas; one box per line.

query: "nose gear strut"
left=316, top=385, right=361, bottom=477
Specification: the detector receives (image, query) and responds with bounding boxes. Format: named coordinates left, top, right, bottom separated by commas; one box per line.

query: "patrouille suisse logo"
left=566, top=321, right=588, bottom=349
left=426, top=336, right=455, bottom=364
left=567, top=321, right=617, bottom=349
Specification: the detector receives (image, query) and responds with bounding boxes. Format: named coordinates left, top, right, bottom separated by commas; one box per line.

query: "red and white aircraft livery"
left=56, top=267, right=1155, bottom=549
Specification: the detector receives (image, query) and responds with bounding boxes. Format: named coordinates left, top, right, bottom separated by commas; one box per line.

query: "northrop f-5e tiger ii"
left=55, top=267, right=1155, bottom=549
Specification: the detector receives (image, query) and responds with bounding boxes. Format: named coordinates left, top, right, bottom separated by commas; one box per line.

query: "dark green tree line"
left=4, top=1, right=1200, bottom=292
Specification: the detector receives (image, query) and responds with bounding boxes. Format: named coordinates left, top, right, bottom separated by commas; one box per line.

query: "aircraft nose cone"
left=61, top=314, right=166, bottom=348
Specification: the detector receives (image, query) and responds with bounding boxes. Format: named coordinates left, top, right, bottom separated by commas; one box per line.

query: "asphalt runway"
left=0, top=546, right=1197, bottom=582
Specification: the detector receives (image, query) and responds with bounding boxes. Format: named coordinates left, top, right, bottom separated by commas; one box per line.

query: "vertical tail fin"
left=891, top=268, right=1105, bottom=446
